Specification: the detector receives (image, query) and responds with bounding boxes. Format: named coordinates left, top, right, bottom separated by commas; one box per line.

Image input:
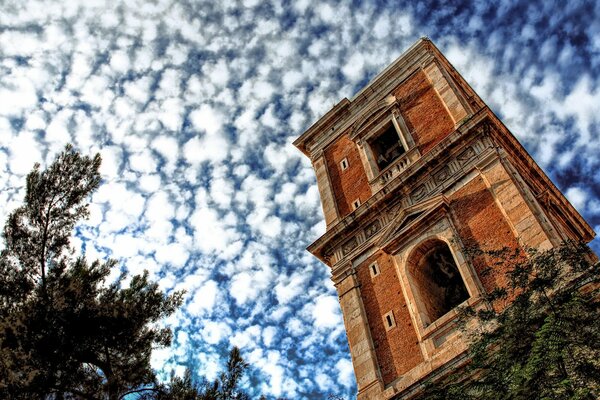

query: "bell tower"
left=293, top=38, right=594, bottom=399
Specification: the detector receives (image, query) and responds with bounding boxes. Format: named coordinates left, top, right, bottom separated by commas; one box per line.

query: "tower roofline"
left=349, top=36, right=431, bottom=102
left=293, top=37, right=433, bottom=158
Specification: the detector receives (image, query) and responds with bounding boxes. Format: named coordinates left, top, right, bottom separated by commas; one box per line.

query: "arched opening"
left=407, top=239, right=469, bottom=325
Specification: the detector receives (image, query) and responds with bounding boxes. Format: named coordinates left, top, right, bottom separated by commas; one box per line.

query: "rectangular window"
left=352, top=199, right=361, bottom=210
left=368, top=123, right=406, bottom=171
left=383, top=310, right=396, bottom=331
left=369, top=261, right=380, bottom=278
left=340, top=158, right=349, bottom=171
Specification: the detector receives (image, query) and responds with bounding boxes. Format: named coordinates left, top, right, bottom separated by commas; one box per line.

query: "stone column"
left=479, top=157, right=554, bottom=250
left=336, top=270, right=382, bottom=398
left=423, top=61, right=468, bottom=125
left=312, top=151, right=339, bottom=228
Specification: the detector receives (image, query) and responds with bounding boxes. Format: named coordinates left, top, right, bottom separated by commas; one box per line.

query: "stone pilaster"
left=480, top=157, right=554, bottom=250
left=336, top=270, right=382, bottom=398
left=312, top=151, right=339, bottom=227
left=423, top=61, right=468, bottom=125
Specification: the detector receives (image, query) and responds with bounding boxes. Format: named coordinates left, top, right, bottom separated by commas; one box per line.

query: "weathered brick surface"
left=357, top=252, right=423, bottom=385
left=394, top=70, right=455, bottom=155
left=449, top=176, right=520, bottom=294
left=324, top=132, right=372, bottom=217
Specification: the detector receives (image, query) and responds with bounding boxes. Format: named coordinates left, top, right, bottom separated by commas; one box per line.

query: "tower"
left=293, top=38, right=595, bottom=399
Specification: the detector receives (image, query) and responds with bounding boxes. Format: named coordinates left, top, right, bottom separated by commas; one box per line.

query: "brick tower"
left=293, top=38, right=595, bottom=399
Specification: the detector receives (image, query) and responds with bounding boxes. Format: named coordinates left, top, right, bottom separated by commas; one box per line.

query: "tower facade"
left=293, top=38, right=595, bottom=399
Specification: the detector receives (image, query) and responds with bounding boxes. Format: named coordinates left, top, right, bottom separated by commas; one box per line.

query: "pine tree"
left=421, top=242, right=600, bottom=400
left=0, top=145, right=183, bottom=399
left=153, top=347, right=251, bottom=400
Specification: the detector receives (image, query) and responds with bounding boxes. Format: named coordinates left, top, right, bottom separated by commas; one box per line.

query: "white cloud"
left=155, top=242, right=189, bottom=268
left=190, top=206, right=239, bottom=255
left=275, top=274, right=306, bottom=305
left=187, top=280, right=219, bottom=315
left=556, top=75, right=600, bottom=145
left=0, top=73, right=39, bottom=116
left=129, top=149, right=157, bottom=173
left=3, top=2, right=598, bottom=399
left=110, top=50, right=130, bottom=73
left=565, top=187, right=588, bottom=212
left=201, top=320, right=232, bottom=345
left=229, top=266, right=274, bottom=306
left=183, top=134, right=229, bottom=165
left=311, top=295, right=342, bottom=330
left=341, top=53, right=365, bottom=81
left=6, top=132, right=42, bottom=175
left=336, top=358, right=355, bottom=388
left=189, top=104, right=224, bottom=136
left=151, top=135, right=179, bottom=164
left=262, top=325, right=277, bottom=347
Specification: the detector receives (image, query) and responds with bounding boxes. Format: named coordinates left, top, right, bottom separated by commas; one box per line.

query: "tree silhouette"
left=0, top=145, right=183, bottom=399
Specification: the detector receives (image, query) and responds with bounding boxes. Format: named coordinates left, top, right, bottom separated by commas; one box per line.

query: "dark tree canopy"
left=0, top=145, right=183, bottom=399
left=421, top=242, right=600, bottom=400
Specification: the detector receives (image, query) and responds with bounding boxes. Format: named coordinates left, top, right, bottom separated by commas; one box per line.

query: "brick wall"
left=449, top=176, right=521, bottom=294
left=394, top=70, right=455, bottom=155
left=357, top=252, right=424, bottom=385
left=324, top=132, right=372, bottom=218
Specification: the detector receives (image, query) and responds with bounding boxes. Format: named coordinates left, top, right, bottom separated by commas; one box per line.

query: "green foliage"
left=421, top=242, right=600, bottom=400
left=0, top=145, right=183, bottom=399
left=150, top=347, right=250, bottom=400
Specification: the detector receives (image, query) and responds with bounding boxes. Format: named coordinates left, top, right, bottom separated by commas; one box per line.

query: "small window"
left=383, top=310, right=396, bottom=331
left=340, top=158, right=349, bottom=171
left=352, top=199, right=361, bottom=210
left=369, top=261, right=380, bottom=278
left=368, top=123, right=406, bottom=171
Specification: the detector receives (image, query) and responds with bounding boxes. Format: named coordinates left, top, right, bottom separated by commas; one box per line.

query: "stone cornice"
left=309, top=105, right=596, bottom=271
left=485, top=112, right=595, bottom=242
left=308, top=108, right=493, bottom=266
left=293, top=37, right=435, bottom=160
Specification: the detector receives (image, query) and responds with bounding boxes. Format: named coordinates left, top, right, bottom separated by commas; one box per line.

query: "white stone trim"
left=383, top=310, right=396, bottom=331
left=391, top=215, right=484, bottom=359
left=368, top=261, right=380, bottom=279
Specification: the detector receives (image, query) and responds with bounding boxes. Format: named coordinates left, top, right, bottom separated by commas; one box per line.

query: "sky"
left=1, top=0, right=599, bottom=398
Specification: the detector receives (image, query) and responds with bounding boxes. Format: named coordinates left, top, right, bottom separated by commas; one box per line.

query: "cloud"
left=565, top=187, right=588, bottom=212
left=187, top=280, right=219, bottom=316
left=1, top=1, right=599, bottom=399
left=311, top=295, right=342, bottom=330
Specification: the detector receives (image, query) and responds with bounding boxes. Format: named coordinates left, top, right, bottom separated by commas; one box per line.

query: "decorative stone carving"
left=457, top=146, right=475, bottom=165
left=322, top=247, right=335, bottom=264
left=342, top=237, right=358, bottom=255
left=433, top=166, right=450, bottom=184
left=411, top=184, right=428, bottom=202
left=365, top=220, right=381, bottom=239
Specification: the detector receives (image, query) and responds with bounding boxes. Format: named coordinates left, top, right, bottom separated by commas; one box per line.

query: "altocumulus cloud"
left=1, top=0, right=599, bottom=398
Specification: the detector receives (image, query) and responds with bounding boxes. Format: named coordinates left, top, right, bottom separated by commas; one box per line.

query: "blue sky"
left=1, top=0, right=599, bottom=398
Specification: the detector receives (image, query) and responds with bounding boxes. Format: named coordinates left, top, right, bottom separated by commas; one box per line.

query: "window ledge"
left=369, top=146, right=420, bottom=191
left=421, top=296, right=482, bottom=340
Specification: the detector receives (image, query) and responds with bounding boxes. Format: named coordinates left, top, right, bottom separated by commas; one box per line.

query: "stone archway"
left=407, top=239, right=469, bottom=326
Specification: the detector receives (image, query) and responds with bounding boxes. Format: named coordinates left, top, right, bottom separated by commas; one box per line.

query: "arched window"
left=407, top=239, right=469, bottom=326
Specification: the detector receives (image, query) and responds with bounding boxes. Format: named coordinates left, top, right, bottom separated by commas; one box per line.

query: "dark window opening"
left=386, top=315, right=393, bottom=327
left=371, top=264, right=378, bottom=275
left=409, top=240, right=469, bottom=325
left=369, top=124, right=406, bottom=171
left=340, top=158, right=348, bottom=170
